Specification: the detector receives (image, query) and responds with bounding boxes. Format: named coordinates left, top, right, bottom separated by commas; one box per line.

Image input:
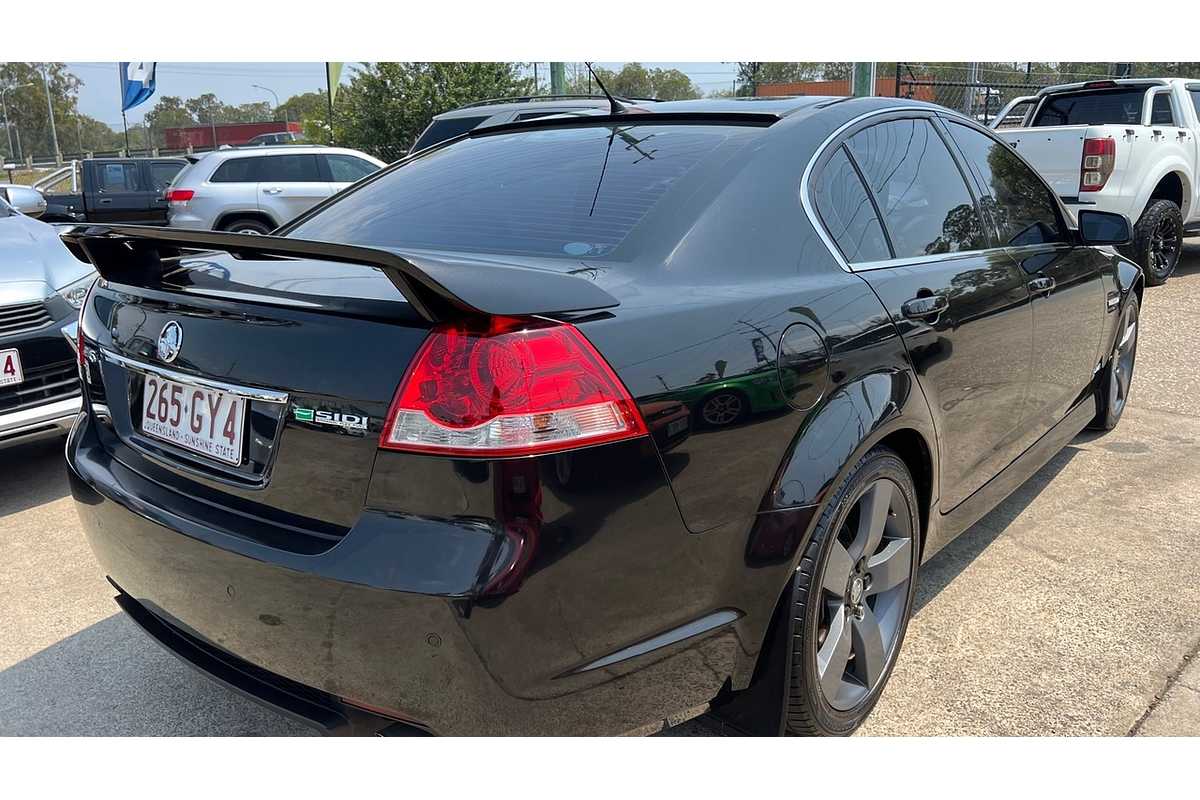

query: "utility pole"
left=252, top=84, right=283, bottom=122
left=550, top=62, right=566, bottom=95
left=40, top=63, right=60, bottom=162
left=963, top=61, right=979, bottom=115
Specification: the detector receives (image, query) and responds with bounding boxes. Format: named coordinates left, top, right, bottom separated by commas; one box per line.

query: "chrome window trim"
left=801, top=106, right=1003, bottom=274
left=100, top=348, right=290, bottom=404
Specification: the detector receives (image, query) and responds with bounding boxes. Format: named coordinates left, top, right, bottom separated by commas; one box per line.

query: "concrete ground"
left=2, top=247, right=1199, bottom=736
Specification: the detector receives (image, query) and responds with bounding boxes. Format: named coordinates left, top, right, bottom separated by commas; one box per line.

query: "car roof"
left=1034, top=78, right=1177, bottom=96
left=434, top=96, right=618, bottom=119
left=435, top=94, right=830, bottom=121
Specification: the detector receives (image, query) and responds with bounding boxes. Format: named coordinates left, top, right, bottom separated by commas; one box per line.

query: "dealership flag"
left=326, top=63, right=344, bottom=104
left=119, top=62, right=157, bottom=112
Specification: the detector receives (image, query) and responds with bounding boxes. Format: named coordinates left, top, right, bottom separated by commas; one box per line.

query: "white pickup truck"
left=992, top=78, right=1199, bottom=284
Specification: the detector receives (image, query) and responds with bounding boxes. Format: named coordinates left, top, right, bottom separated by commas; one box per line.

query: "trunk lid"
left=996, top=123, right=1137, bottom=199
left=85, top=255, right=430, bottom=554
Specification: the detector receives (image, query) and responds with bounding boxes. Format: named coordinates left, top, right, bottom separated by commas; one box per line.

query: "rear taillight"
left=165, top=188, right=194, bottom=203
left=1080, top=138, right=1116, bottom=192
left=380, top=317, right=647, bottom=457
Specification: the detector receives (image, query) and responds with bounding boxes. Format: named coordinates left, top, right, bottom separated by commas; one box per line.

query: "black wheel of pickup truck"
left=1124, top=199, right=1182, bottom=286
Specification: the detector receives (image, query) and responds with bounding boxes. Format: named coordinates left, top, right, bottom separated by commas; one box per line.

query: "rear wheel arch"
left=216, top=210, right=277, bottom=233
left=1146, top=171, right=1186, bottom=217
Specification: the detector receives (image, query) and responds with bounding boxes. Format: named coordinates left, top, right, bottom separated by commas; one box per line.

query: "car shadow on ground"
left=0, top=612, right=313, bottom=736
left=911, top=442, right=1080, bottom=614
left=0, top=436, right=72, bottom=519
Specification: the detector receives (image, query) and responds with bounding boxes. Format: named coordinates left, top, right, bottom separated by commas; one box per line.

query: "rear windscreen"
left=1032, top=88, right=1147, bottom=126
left=289, top=124, right=759, bottom=259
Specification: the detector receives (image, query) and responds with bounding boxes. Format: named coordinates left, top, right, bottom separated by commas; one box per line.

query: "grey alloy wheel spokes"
left=815, top=476, right=914, bottom=711
left=1110, top=303, right=1138, bottom=416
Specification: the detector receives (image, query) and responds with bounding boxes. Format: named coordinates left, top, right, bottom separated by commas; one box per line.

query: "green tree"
left=335, top=62, right=533, bottom=160
left=277, top=90, right=328, bottom=125
left=0, top=62, right=84, bottom=160
left=570, top=63, right=701, bottom=100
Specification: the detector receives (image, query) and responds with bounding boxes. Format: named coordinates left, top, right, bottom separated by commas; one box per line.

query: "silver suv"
left=166, top=145, right=385, bottom=234
left=410, top=95, right=654, bottom=153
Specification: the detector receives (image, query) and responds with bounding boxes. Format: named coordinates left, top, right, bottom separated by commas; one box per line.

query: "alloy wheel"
left=1109, top=302, right=1139, bottom=418
left=701, top=392, right=743, bottom=426
left=1149, top=215, right=1181, bottom=277
left=815, top=478, right=914, bottom=711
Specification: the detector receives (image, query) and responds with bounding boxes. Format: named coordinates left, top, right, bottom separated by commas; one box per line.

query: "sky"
left=66, top=62, right=739, bottom=129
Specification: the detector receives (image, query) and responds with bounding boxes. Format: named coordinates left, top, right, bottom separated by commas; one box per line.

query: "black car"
left=63, top=96, right=1142, bottom=736
left=40, top=157, right=187, bottom=225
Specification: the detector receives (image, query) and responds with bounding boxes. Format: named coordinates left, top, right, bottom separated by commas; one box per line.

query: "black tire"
left=1090, top=293, right=1139, bottom=431
left=698, top=390, right=748, bottom=427
left=1121, top=199, right=1182, bottom=286
left=221, top=217, right=272, bottom=235
left=786, top=446, right=920, bottom=736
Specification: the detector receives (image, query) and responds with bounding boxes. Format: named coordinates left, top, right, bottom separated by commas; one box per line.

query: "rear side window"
left=945, top=121, right=1064, bottom=247
left=1032, top=88, right=1146, bottom=126
left=1190, top=89, right=1200, bottom=121
left=848, top=119, right=986, bottom=258
left=1150, top=92, right=1177, bottom=125
left=98, top=162, right=142, bottom=192
left=257, top=154, right=321, bottom=182
left=410, top=115, right=490, bottom=152
left=812, top=146, right=890, bottom=263
left=290, top=124, right=759, bottom=259
left=210, top=158, right=260, bottom=183
left=325, top=154, right=378, bottom=183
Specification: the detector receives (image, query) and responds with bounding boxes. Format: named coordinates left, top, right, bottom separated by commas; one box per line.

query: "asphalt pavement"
left=2, top=246, right=1199, bottom=736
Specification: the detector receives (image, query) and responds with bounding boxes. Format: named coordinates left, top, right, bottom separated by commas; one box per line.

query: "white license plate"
left=0, top=348, right=23, bottom=388
left=141, top=375, right=246, bottom=465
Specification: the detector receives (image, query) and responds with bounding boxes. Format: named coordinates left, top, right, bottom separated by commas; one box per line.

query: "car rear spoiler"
left=58, top=224, right=620, bottom=323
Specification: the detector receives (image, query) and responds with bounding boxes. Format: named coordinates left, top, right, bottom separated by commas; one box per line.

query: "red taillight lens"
left=1080, top=138, right=1116, bottom=192
left=165, top=188, right=194, bottom=203
left=380, top=317, right=647, bottom=457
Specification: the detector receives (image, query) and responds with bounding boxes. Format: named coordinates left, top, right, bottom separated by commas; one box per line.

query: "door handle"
left=262, top=187, right=283, bottom=195
left=1028, top=276, right=1055, bottom=295
left=901, top=294, right=948, bottom=320
left=98, top=198, right=113, bottom=204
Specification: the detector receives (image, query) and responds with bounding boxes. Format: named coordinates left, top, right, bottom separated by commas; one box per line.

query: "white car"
left=992, top=78, right=1200, bottom=284
left=165, top=145, right=386, bottom=234
left=0, top=192, right=94, bottom=448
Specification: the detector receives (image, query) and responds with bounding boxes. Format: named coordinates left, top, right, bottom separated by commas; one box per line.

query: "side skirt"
left=924, top=394, right=1096, bottom=560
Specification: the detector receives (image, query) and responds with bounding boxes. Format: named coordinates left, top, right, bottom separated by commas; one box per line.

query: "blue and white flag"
left=119, top=62, right=157, bottom=112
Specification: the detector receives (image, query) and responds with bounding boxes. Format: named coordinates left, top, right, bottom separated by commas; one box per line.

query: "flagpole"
left=121, top=111, right=130, bottom=154
left=325, top=63, right=334, bottom=145
left=117, top=64, right=130, bottom=154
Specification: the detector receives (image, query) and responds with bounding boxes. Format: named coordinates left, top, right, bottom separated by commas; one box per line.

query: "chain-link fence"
left=894, top=62, right=1131, bottom=126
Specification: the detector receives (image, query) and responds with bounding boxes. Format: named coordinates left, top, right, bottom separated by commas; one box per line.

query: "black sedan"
left=62, top=96, right=1142, bottom=736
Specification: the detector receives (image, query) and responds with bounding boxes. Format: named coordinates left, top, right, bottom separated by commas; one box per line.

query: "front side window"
left=812, top=146, right=890, bottom=263
left=150, top=161, right=184, bottom=191
left=1190, top=89, right=1200, bottom=121
left=325, top=155, right=378, bottom=183
left=848, top=118, right=986, bottom=258
left=1150, top=92, right=1177, bottom=126
left=946, top=121, right=1064, bottom=247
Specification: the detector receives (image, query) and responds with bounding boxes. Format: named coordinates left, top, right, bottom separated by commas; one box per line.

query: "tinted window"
left=1191, top=89, right=1200, bottom=120
left=149, top=161, right=183, bottom=191
left=210, top=157, right=261, bottom=183
left=257, top=154, right=321, bottom=183
left=325, top=154, right=378, bottom=183
left=848, top=119, right=986, bottom=258
left=98, top=162, right=142, bottom=192
left=290, top=124, right=758, bottom=259
left=1032, top=88, right=1146, bottom=126
left=946, top=121, right=1064, bottom=247
left=812, top=146, right=890, bottom=263
left=1150, top=92, right=1176, bottom=125
left=410, top=115, right=490, bottom=152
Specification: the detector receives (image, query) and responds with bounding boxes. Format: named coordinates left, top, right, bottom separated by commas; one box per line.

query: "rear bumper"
left=66, top=415, right=780, bottom=735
